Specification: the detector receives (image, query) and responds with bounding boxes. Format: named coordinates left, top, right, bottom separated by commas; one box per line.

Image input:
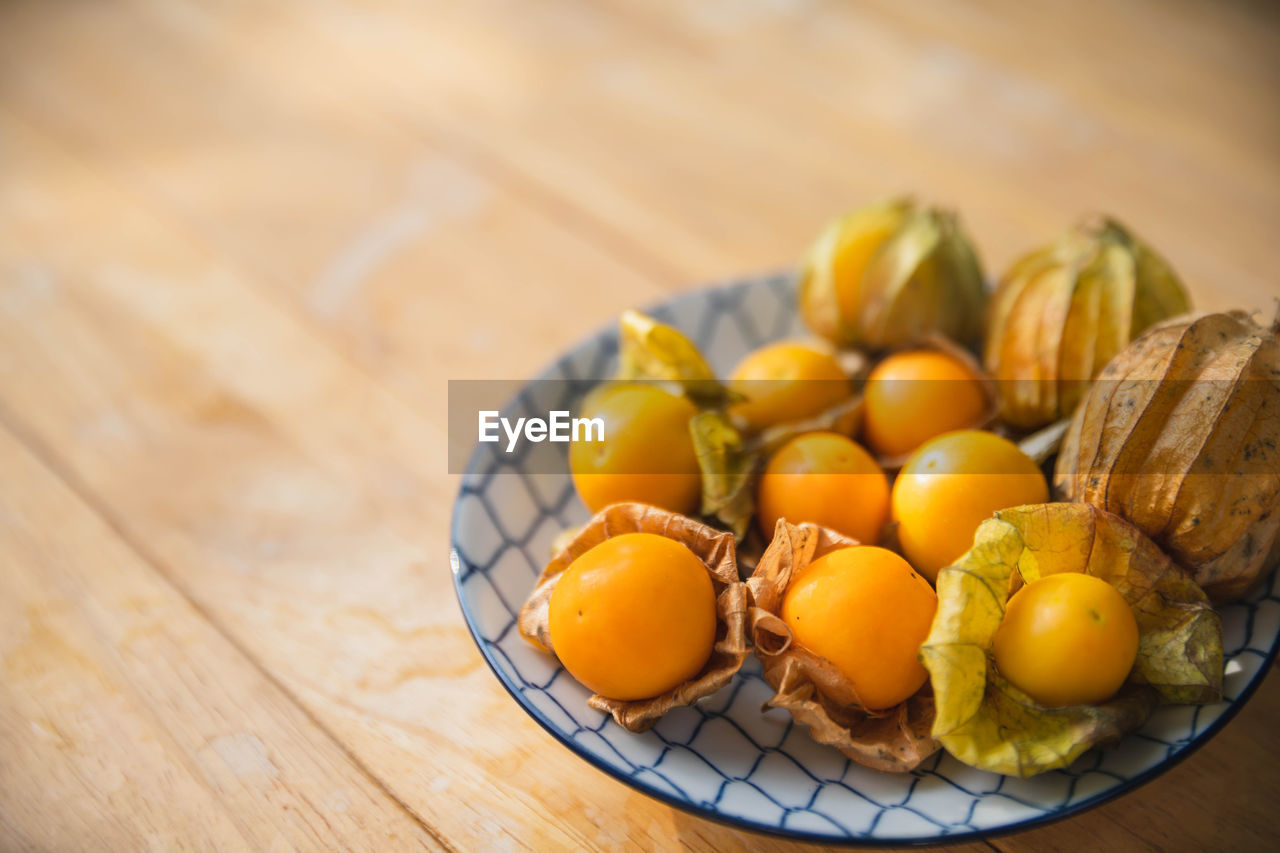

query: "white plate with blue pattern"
left=450, top=273, right=1280, bottom=845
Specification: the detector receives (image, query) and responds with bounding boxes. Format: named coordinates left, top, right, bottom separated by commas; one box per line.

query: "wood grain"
left=0, top=107, right=942, bottom=853
left=0, top=424, right=438, bottom=851
left=0, top=0, right=1276, bottom=849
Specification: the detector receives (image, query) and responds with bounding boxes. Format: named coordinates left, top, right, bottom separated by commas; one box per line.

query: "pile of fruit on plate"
left=516, top=198, right=1280, bottom=777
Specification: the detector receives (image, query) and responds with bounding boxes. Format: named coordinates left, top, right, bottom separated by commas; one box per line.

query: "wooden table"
left=1, top=0, right=1276, bottom=850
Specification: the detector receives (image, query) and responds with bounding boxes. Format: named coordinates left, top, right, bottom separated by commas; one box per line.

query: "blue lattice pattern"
left=450, top=274, right=1280, bottom=844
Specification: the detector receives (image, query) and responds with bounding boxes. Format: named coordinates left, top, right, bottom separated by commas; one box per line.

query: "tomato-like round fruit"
left=548, top=533, right=717, bottom=701
left=780, top=546, right=937, bottom=710
left=756, top=432, right=889, bottom=544
left=892, top=430, right=1048, bottom=581
left=729, top=341, right=850, bottom=431
left=863, top=349, right=988, bottom=458
left=569, top=384, right=701, bottom=515
left=993, top=573, right=1139, bottom=708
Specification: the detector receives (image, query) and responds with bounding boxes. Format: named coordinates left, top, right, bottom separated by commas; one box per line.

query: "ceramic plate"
left=450, top=273, right=1280, bottom=845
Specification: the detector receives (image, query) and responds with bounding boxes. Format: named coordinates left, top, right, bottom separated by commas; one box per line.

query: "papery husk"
left=518, top=502, right=749, bottom=732
left=608, top=309, right=748, bottom=535
left=985, top=218, right=1192, bottom=430
left=691, top=395, right=865, bottom=542
left=690, top=411, right=758, bottom=541
left=548, top=526, right=583, bottom=558
left=920, top=503, right=1223, bottom=778
left=606, top=309, right=873, bottom=543
left=746, top=519, right=939, bottom=772
left=1054, top=309, right=1280, bottom=603
left=799, top=198, right=987, bottom=351
left=617, top=309, right=735, bottom=407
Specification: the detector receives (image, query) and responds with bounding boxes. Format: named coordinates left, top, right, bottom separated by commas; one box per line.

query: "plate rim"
left=448, top=273, right=1280, bottom=846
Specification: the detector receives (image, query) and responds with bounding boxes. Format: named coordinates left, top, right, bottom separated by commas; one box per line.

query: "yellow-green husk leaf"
left=920, top=503, right=1222, bottom=778
left=689, top=395, right=864, bottom=542
left=689, top=411, right=759, bottom=540
left=617, top=309, right=733, bottom=406
left=984, top=218, right=1192, bottom=430
left=799, top=198, right=986, bottom=351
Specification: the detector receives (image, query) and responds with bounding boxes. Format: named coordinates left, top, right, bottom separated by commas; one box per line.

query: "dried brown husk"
left=548, top=526, right=583, bottom=557
left=920, top=503, right=1222, bottom=778
left=518, top=502, right=750, bottom=732
left=984, top=218, right=1192, bottom=430
left=745, top=519, right=939, bottom=772
left=799, top=198, right=987, bottom=351
left=1054, top=309, right=1280, bottom=603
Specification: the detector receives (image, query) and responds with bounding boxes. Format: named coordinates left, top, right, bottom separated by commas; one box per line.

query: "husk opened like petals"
left=518, top=503, right=750, bottom=732
left=920, top=503, right=1222, bottom=777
